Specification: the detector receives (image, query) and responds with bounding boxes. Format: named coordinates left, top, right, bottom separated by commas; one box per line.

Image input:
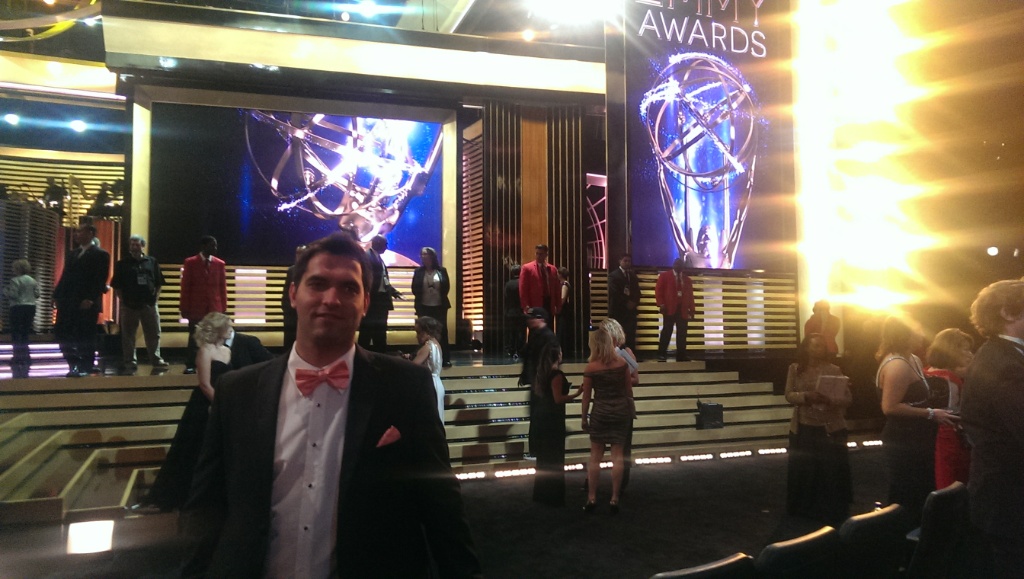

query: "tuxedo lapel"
left=339, top=347, right=378, bottom=501
left=252, top=356, right=288, bottom=500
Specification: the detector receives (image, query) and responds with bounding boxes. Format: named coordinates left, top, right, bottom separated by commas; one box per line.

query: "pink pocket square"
left=376, top=426, right=402, bottom=448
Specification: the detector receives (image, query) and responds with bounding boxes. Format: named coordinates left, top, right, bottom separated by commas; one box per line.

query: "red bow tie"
left=295, top=362, right=350, bottom=397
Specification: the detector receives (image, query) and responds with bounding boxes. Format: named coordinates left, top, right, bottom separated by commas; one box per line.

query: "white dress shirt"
left=264, top=345, right=354, bottom=579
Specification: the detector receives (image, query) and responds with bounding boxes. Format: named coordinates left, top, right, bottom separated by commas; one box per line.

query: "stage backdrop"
left=149, top=103, right=444, bottom=266
left=625, top=0, right=795, bottom=271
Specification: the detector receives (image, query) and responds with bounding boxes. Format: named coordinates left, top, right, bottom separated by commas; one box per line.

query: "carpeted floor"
left=2, top=447, right=890, bottom=578
left=461, top=448, right=889, bottom=579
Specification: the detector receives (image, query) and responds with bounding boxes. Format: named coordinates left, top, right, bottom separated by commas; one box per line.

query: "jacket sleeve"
left=654, top=272, right=668, bottom=307
left=179, top=258, right=193, bottom=317
left=218, top=261, right=228, bottom=313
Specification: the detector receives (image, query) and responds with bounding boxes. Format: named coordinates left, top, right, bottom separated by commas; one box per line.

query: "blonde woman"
left=581, top=326, right=634, bottom=514
left=137, top=312, right=233, bottom=512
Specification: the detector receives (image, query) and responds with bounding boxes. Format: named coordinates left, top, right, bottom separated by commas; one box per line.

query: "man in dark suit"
left=181, top=232, right=480, bottom=578
left=53, top=223, right=110, bottom=377
left=224, top=326, right=273, bottom=368
left=358, top=234, right=401, bottom=352
left=607, top=253, right=641, bottom=350
left=180, top=236, right=228, bottom=373
left=961, top=280, right=1024, bottom=578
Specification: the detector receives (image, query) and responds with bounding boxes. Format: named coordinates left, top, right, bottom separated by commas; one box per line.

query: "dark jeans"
left=55, top=303, right=100, bottom=372
left=9, top=304, right=35, bottom=364
left=659, top=312, right=690, bottom=360
left=416, top=305, right=451, bottom=364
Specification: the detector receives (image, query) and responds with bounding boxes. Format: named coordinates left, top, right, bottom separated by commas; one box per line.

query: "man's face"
left=202, top=240, right=218, bottom=256
left=527, top=316, right=545, bottom=331
left=620, top=256, right=633, bottom=270
left=535, top=248, right=548, bottom=264
left=129, top=239, right=144, bottom=258
left=74, top=227, right=92, bottom=246
left=290, top=252, right=370, bottom=351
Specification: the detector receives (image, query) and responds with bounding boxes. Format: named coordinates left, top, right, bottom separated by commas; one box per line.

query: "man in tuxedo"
left=54, top=223, right=110, bottom=377
left=607, top=254, right=641, bottom=350
left=181, top=232, right=481, bottom=578
left=519, top=244, right=561, bottom=323
left=654, top=258, right=697, bottom=361
left=358, top=234, right=401, bottom=352
left=180, top=235, right=227, bottom=373
left=961, top=280, right=1024, bottom=578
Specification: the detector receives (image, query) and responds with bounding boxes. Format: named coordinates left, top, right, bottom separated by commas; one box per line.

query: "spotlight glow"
left=494, top=468, right=535, bottom=478
left=987, top=246, right=999, bottom=257
left=456, top=471, right=485, bottom=480
left=3, top=113, right=18, bottom=125
left=69, top=120, right=87, bottom=132
left=796, top=0, right=938, bottom=315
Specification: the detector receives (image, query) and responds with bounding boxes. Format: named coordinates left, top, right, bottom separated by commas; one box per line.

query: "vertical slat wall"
left=589, top=268, right=800, bottom=353
left=0, top=201, right=59, bottom=332
left=547, top=105, right=588, bottom=357
left=480, top=102, right=522, bottom=353
left=460, top=127, right=485, bottom=337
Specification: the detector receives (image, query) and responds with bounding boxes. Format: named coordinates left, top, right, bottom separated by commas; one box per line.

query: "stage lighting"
left=69, top=120, right=87, bottom=132
left=3, top=113, right=18, bottom=125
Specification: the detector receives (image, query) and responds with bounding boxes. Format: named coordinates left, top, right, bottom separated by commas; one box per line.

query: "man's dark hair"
left=510, top=264, right=521, bottom=278
left=535, top=244, right=549, bottom=252
left=292, top=231, right=371, bottom=293
left=199, top=235, right=217, bottom=247
left=79, top=223, right=97, bottom=236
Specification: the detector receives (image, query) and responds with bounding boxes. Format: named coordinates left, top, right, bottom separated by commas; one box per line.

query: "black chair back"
left=754, top=526, right=839, bottom=579
left=905, top=481, right=970, bottom=579
left=649, top=553, right=755, bottom=578
left=838, top=504, right=906, bottom=579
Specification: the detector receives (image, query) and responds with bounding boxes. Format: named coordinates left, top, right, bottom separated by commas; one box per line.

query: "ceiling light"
left=3, top=114, right=18, bottom=126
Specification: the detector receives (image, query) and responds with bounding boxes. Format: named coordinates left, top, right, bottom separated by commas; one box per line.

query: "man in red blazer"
left=519, top=244, right=561, bottom=322
left=655, top=258, right=697, bottom=361
left=179, top=235, right=227, bottom=373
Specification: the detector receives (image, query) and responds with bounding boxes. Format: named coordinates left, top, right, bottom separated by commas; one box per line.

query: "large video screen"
left=149, top=103, right=443, bottom=266
left=625, top=0, right=795, bottom=271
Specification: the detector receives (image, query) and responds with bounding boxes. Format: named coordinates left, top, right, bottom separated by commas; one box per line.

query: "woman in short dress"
left=785, top=333, right=852, bottom=525
left=876, top=316, right=959, bottom=524
left=580, top=326, right=634, bottom=514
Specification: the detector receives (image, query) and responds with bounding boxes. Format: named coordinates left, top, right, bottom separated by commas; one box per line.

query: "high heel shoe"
left=609, top=500, right=620, bottom=515
left=583, top=501, right=597, bottom=514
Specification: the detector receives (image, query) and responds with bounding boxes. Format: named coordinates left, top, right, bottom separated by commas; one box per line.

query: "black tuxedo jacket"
left=227, top=332, right=273, bottom=369
left=368, top=248, right=399, bottom=310
left=607, top=267, right=641, bottom=320
left=181, top=347, right=481, bottom=578
left=411, top=266, right=452, bottom=312
left=961, top=337, right=1024, bottom=539
left=53, top=244, right=110, bottom=310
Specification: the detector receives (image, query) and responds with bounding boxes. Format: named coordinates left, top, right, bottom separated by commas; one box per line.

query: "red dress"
left=925, top=367, right=971, bottom=488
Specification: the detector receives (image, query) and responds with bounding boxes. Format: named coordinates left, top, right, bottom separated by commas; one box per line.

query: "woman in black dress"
left=785, top=333, right=852, bottom=525
left=876, top=316, right=959, bottom=524
left=581, top=326, right=634, bottom=513
left=530, top=343, right=581, bottom=505
left=411, top=247, right=452, bottom=366
left=138, top=312, right=233, bottom=511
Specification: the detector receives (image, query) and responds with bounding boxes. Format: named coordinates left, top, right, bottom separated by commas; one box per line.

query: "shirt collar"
left=998, top=334, right=1024, bottom=349
left=289, top=344, right=356, bottom=375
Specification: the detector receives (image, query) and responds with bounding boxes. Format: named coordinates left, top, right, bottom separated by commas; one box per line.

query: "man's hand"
left=658, top=305, right=667, bottom=316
